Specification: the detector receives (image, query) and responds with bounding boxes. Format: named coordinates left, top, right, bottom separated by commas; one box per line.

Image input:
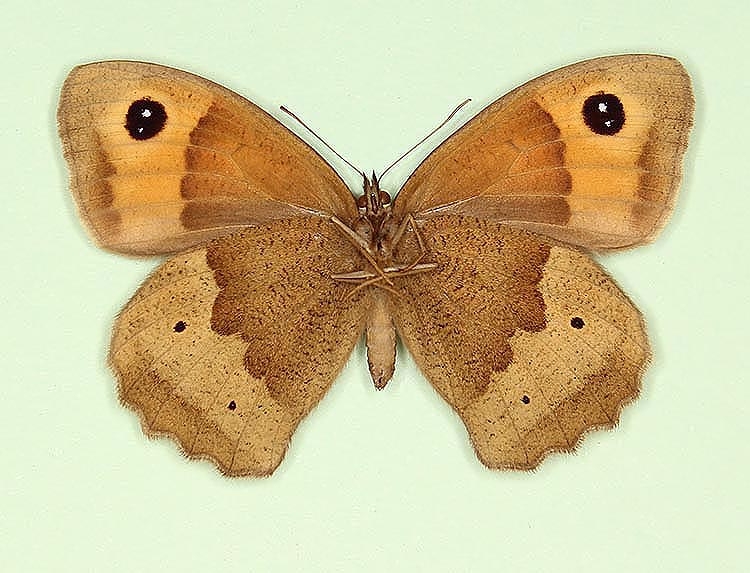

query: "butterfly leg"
left=330, top=215, right=394, bottom=286
left=330, top=213, right=437, bottom=299
left=388, top=213, right=438, bottom=275
left=331, top=265, right=438, bottom=300
left=390, top=212, right=423, bottom=251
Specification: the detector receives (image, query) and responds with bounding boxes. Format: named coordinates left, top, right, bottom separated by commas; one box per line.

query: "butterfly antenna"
left=280, top=105, right=361, bottom=177
left=380, top=98, right=471, bottom=181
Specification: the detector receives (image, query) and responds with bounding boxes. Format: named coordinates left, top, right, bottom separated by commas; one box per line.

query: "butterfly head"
left=356, top=171, right=392, bottom=219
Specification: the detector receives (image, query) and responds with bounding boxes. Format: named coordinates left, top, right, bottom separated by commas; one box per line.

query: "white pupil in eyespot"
left=141, top=108, right=152, bottom=118
left=598, top=102, right=608, bottom=113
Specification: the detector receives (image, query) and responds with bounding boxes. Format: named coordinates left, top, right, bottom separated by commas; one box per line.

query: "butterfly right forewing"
left=395, top=55, right=693, bottom=251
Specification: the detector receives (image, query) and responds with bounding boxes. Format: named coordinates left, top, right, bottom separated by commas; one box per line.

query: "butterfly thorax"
left=331, top=173, right=439, bottom=389
left=332, top=174, right=437, bottom=290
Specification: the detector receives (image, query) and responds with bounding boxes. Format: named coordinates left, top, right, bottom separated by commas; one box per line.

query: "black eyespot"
left=228, top=400, right=237, bottom=410
left=570, top=317, right=585, bottom=329
left=173, top=321, right=187, bottom=333
left=582, top=93, right=625, bottom=135
left=521, top=395, right=531, bottom=404
left=125, top=98, right=167, bottom=140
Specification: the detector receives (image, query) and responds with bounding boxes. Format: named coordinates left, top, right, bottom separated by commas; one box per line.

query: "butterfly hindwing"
left=390, top=216, right=650, bottom=469
left=110, top=217, right=369, bottom=476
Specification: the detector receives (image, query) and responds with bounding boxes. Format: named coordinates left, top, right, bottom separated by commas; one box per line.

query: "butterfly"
left=58, top=55, right=694, bottom=476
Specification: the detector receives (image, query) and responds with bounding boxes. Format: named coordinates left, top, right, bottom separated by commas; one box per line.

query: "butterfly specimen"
left=58, top=55, right=693, bottom=476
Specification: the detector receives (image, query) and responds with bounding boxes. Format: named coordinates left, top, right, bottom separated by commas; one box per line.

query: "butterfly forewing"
left=58, top=61, right=356, bottom=255
left=395, top=55, right=693, bottom=250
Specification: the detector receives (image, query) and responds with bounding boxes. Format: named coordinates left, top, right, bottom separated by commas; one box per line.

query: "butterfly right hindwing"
left=390, top=215, right=650, bottom=469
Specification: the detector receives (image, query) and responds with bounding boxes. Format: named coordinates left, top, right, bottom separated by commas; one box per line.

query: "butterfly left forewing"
left=110, top=217, right=369, bottom=476
left=390, top=216, right=649, bottom=469
left=58, top=61, right=356, bottom=255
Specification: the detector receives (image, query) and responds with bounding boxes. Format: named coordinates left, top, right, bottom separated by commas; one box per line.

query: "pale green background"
left=1, top=0, right=746, bottom=571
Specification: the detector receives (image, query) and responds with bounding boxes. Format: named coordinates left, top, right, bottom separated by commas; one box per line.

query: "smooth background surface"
left=2, top=1, right=746, bottom=571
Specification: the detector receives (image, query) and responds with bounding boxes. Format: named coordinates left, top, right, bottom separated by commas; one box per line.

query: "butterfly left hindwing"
left=110, top=217, right=370, bottom=476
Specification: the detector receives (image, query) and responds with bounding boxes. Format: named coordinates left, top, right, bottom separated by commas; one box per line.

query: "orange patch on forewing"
left=87, top=86, right=213, bottom=247
left=525, top=63, right=687, bottom=246
left=535, top=85, right=653, bottom=242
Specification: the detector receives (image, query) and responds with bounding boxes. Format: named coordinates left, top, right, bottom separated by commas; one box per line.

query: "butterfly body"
left=59, top=55, right=693, bottom=476
left=330, top=173, right=442, bottom=389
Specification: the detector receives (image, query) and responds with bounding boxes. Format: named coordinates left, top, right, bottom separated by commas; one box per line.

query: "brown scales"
left=58, top=55, right=693, bottom=476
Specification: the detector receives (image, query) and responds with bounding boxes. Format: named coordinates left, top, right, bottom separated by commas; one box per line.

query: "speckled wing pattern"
left=390, top=217, right=649, bottom=469
left=109, top=218, right=369, bottom=476
left=59, top=55, right=693, bottom=475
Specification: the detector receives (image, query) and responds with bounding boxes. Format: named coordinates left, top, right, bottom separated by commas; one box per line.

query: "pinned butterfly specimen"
left=58, top=55, right=693, bottom=476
